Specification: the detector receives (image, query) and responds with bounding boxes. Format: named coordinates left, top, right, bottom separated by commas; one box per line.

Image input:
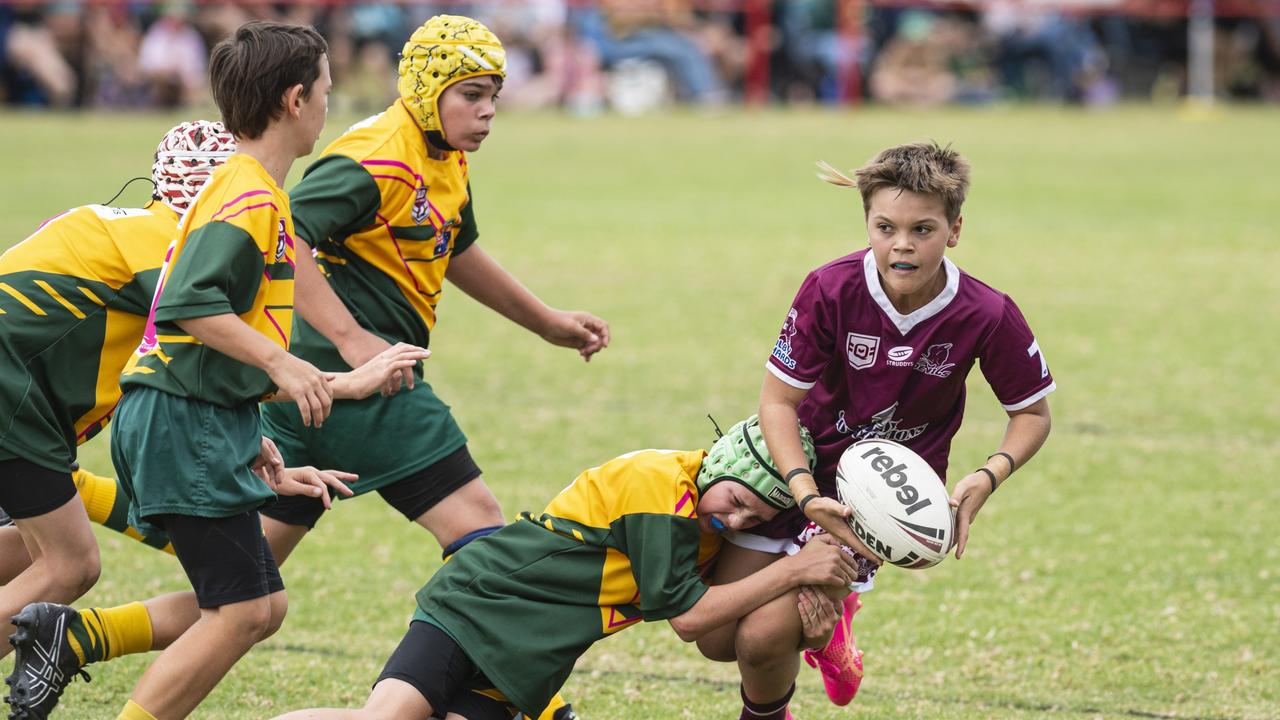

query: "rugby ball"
left=835, top=439, right=954, bottom=569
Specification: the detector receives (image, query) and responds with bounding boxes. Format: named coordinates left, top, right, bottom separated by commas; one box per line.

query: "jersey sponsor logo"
left=913, top=343, right=955, bottom=378
left=846, top=332, right=879, bottom=370
left=274, top=219, right=288, bottom=262
left=90, top=205, right=152, bottom=220
left=886, top=345, right=915, bottom=366
left=412, top=185, right=430, bottom=225
left=771, top=308, right=799, bottom=370
left=835, top=403, right=928, bottom=444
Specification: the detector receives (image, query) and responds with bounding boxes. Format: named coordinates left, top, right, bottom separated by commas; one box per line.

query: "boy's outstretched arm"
left=759, top=374, right=879, bottom=561
left=950, top=397, right=1052, bottom=558
left=445, top=244, right=610, bottom=360
left=668, top=539, right=858, bottom=642
left=176, top=313, right=333, bottom=427
left=293, top=240, right=416, bottom=396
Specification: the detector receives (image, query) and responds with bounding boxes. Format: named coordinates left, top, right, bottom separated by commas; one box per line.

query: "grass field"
left=1, top=104, right=1277, bottom=720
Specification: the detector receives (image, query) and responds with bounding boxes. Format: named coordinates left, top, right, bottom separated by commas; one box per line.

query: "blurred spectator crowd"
left=2, top=0, right=1278, bottom=112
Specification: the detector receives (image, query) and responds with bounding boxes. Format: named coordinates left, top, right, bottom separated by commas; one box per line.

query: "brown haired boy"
left=6, top=22, right=426, bottom=720
left=698, top=142, right=1055, bottom=718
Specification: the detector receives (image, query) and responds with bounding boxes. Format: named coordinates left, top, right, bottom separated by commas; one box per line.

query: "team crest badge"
left=274, top=219, right=288, bottom=262
left=412, top=185, right=430, bottom=225
left=846, top=332, right=880, bottom=370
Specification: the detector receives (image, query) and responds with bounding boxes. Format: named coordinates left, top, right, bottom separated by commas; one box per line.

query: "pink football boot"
left=803, top=591, right=864, bottom=706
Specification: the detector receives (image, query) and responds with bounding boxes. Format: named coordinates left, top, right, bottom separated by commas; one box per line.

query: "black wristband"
left=976, top=467, right=999, bottom=493
left=784, top=467, right=814, bottom=484
left=798, top=493, right=820, bottom=513
left=987, top=451, right=1016, bottom=472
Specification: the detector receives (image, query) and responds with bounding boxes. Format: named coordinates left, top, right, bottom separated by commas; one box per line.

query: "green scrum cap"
left=696, top=415, right=816, bottom=511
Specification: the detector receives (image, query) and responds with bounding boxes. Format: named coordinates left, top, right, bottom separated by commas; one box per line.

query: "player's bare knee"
left=734, top=598, right=800, bottom=666
left=261, top=591, right=289, bottom=639
left=695, top=625, right=738, bottom=662
left=216, top=596, right=276, bottom=642
left=43, top=545, right=101, bottom=598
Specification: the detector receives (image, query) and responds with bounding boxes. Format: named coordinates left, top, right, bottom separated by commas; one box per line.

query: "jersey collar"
left=863, top=250, right=960, bottom=335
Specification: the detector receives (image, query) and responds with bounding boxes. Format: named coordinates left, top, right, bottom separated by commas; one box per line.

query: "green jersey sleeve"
left=612, top=513, right=708, bottom=621
left=452, top=182, right=479, bottom=256
left=290, top=155, right=382, bottom=248
left=154, top=222, right=263, bottom=323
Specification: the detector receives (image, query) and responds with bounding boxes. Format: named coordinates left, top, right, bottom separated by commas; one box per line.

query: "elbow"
left=668, top=616, right=701, bottom=643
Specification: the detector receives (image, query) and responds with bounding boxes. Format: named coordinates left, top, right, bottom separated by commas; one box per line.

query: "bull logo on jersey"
left=412, top=185, right=430, bottom=225
left=846, top=332, right=879, bottom=370
left=913, top=343, right=956, bottom=378
left=771, top=308, right=799, bottom=370
left=274, top=219, right=288, bottom=262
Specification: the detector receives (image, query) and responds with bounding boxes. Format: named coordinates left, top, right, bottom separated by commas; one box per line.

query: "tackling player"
left=258, top=15, right=608, bottom=719
left=271, top=416, right=858, bottom=720
left=699, top=142, right=1056, bottom=719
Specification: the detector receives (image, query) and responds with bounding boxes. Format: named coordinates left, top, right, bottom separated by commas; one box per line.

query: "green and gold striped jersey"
left=284, top=101, right=478, bottom=370
left=0, top=203, right=175, bottom=471
left=122, top=154, right=297, bottom=406
left=416, top=449, right=721, bottom=716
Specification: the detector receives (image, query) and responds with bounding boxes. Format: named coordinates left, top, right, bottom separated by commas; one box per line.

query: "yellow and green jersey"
left=286, top=101, right=478, bottom=368
left=122, top=154, right=297, bottom=406
left=0, top=203, right=176, bottom=471
left=416, top=449, right=722, bottom=716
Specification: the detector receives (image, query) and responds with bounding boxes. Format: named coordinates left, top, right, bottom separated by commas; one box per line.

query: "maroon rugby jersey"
left=767, top=248, right=1055, bottom=496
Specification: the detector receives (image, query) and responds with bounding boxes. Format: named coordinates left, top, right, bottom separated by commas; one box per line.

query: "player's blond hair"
left=817, top=142, right=970, bottom=223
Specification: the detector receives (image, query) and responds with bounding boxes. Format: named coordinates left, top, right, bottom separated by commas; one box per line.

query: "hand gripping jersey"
left=286, top=102, right=478, bottom=365
left=123, top=155, right=297, bottom=405
left=415, top=449, right=722, bottom=716
left=767, top=248, right=1056, bottom=493
left=0, top=204, right=177, bottom=471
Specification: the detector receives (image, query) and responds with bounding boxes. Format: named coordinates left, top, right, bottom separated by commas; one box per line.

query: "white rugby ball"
left=835, top=438, right=954, bottom=569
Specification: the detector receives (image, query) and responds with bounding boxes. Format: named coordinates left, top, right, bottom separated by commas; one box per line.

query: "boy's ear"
left=283, top=83, right=305, bottom=119
left=948, top=215, right=963, bottom=247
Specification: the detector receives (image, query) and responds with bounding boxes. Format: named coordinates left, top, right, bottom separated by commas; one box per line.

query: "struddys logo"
left=835, top=403, right=927, bottom=444
left=274, top=219, right=288, bottom=262
left=771, top=308, right=799, bottom=370
left=913, top=343, right=956, bottom=378
left=846, top=332, right=879, bottom=370
left=412, top=185, right=431, bottom=225
left=886, top=345, right=915, bottom=367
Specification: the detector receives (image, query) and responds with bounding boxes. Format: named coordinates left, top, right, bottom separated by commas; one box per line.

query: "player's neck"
left=882, top=267, right=948, bottom=315
left=236, top=132, right=300, bottom=188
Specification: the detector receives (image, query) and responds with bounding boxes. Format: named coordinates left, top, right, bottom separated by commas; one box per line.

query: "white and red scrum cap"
left=151, top=120, right=237, bottom=215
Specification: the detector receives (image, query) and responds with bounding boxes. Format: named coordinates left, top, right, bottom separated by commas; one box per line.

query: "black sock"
left=739, top=683, right=795, bottom=720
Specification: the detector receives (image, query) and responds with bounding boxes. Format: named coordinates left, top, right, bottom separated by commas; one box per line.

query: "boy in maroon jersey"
left=697, top=142, right=1055, bottom=719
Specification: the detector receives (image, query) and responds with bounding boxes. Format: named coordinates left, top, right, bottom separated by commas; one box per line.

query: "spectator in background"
left=0, top=2, right=77, bottom=106
left=477, top=0, right=606, bottom=113
left=870, top=11, right=997, bottom=106
left=137, top=1, right=206, bottom=107
left=983, top=0, right=1099, bottom=101
left=83, top=2, right=146, bottom=108
left=572, top=0, right=726, bottom=106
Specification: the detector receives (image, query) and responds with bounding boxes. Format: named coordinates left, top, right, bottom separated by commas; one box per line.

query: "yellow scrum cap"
left=398, top=15, right=505, bottom=147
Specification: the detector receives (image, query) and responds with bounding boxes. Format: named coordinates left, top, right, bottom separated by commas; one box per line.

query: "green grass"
left=2, top=105, right=1278, bottom=719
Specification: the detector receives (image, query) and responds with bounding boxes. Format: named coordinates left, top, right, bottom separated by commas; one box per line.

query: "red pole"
left=743, top=0, right=772, bottom=105
left=838, top=0, right=864, bottom=106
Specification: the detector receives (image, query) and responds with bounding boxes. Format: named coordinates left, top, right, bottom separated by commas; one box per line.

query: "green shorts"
left=110, top=387, right=275, bottom=536
left=259, top=378, right=467, bottom=497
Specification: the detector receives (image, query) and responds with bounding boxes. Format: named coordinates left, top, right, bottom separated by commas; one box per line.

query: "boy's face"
left=865, top=187, right=961, bottom=310
left=295, top=54, right=332, bottom=157
left=438, top=76, right=500, bottom=152
left=696, top=481, right=779, bottom=534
